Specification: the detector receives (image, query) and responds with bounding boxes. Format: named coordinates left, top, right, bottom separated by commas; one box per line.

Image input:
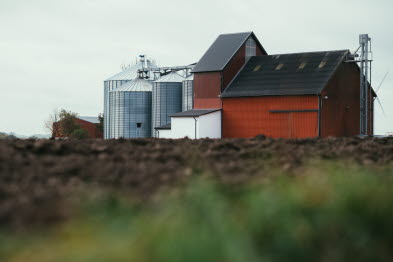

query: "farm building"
left=220, top=50, right=376, bottom=138
left=53, top=116, right=103, bottom=139
left=106, top=31, right=376, bottom=139
left=155, top=109, right=221, bottom=139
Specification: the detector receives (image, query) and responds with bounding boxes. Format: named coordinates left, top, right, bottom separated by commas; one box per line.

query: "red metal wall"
left=194, top=72, right=222, bottom=109
left=76, top=119, right=103, bottom=138
left=222, top=45, right=246, bottom=90
left=222, top=96, right=319, bottom=138
left=320, top=63, right=374, bottom=137
left=256, top=45, right=265, bottom=56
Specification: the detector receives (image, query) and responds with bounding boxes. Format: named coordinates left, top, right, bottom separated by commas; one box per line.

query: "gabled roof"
left=192, top=32, right=267, bottom=73
left=78, top=116, right=100, bottom=124
left=170, top=109, right=221, bottom=117
left=221, top=50, right=349, bottom=98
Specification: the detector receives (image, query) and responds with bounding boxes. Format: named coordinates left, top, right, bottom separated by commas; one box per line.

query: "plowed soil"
left=1, top=137, right=393, bottom=229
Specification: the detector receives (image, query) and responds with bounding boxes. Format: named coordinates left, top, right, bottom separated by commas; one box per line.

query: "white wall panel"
left=197, top=111, right=221, bottom=139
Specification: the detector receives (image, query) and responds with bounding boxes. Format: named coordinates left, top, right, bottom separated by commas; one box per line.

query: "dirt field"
left=1, top=137, right=393, bottom=230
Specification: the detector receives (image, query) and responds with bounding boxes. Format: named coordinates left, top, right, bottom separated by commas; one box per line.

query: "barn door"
left=270, top=110, right=319, bottom=138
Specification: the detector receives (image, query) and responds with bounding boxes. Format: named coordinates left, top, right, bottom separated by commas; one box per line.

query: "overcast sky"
left=0, top=0, right=392, bottom=136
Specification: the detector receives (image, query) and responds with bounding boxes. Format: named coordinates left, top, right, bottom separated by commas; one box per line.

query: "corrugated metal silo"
left=104, top=59, right=157, bottom=139
left=152, top=72, right=185, bottom=137
left=182, top=74, right=194, bottom=111
left=108, top=78, right=153, bottom=138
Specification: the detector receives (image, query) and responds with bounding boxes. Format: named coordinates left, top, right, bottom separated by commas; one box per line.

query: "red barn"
left=163, top=31, right=376, bottom=139
left=220, top=50, right=376, bottom=138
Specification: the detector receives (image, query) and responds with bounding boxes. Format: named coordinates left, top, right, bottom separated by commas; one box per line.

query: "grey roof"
left=78, top=116, right=100, bottom=124
left=154, top=71, right=185, bottom=83
left=105, top=61, right=157, bottom=81
left=110, top=78, right=153, bottom=92
left=155, top=123, right=171, bottom=130
left=192, top=32, right=267, bottom=73
left=170, top=109, right=221, bottom=117
left=221, top=50, right=349, bottom=98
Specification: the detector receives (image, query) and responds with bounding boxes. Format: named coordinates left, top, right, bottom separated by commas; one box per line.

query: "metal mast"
left=359, top=34, right=372, bottom=135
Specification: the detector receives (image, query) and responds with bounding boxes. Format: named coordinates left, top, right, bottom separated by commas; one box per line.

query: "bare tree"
left=44, top=109, right=59, bottom=137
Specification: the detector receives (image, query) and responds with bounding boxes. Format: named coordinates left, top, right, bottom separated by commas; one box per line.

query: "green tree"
left=69, top=128, right=88, bottom=139
left=58, top=109, right=79, bottom=136
left=97, top=113, right=104, bottom=133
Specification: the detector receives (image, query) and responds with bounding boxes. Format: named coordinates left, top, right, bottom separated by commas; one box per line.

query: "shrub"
left=69, top=128, right=88, bottom=139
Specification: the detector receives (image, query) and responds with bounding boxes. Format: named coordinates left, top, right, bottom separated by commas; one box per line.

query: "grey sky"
left=0, top=0, right=392, bottom=136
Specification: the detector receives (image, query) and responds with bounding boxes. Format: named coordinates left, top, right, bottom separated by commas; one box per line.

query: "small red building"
left=53, top=116, right=103, bottom=139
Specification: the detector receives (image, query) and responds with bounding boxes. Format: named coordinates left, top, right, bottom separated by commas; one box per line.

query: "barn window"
left=319, top=61, right=327, bottom=68
left=299, top=62, right=307, bottom=69
left=253, top=65, right=261, bottom=72
left=245, top=37, right=256, bottom=60
left=136, top=123, right=142, bottom=128
left=276, top=64, right=284, bottom=70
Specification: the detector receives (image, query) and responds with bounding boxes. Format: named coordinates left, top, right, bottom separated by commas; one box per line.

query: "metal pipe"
left=359, top=40, right=364, bottom=135
left=193, top=117, right=197, bottom=139
left=364, top=36, right=369, bottom=135
left=354, top=45, right=361, bottom=54
left=370, top=38, right=372, bottom=87
left=359, top=34, right=370, bottom=135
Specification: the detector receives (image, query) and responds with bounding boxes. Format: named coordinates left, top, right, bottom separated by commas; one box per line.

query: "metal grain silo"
left=109, top=78, right=153, bottom=138
left=182, top=74, right=194, bottom=111
left=152, top=72, right=185, bottom=137
left=104, top=59, right=157, bottom=139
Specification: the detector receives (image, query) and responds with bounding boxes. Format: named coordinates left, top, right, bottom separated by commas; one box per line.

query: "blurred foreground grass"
left=1, top=161, right=393, bottom=262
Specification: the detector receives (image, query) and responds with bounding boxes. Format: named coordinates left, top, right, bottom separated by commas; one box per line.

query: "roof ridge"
left=219, top=31, right=253, bottom=36
left=266, top=49, right=350, bottom=57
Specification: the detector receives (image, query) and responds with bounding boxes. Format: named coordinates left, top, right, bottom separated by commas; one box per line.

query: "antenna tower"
left=348, top=34, right=373, bottom=135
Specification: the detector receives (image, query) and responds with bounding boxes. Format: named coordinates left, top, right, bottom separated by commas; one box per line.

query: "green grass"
left=1, top=161, right=393, bottom=262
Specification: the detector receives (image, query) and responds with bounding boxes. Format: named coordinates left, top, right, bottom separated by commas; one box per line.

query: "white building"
left=155, top=109, right=221, bottom=139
